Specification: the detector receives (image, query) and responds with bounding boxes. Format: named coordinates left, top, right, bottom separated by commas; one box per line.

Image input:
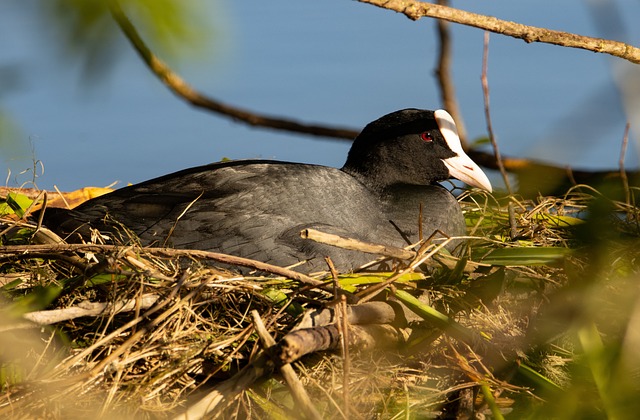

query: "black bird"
left=41, top=109, right=492, bottom=273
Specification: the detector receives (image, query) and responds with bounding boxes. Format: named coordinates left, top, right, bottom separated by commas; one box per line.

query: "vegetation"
left=1, top=184, right=639, bottom=418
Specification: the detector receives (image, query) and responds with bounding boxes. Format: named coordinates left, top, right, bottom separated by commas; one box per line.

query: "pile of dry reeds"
left=1, top=185, right=639, bottom=419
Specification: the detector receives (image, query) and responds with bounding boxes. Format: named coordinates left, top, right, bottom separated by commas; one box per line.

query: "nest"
left=1, top=185, right=640, bottom=419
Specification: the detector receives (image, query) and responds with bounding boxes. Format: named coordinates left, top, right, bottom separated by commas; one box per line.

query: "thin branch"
left=108, top=0, right=358, bottom=141
left=301, top=228, right=415, bottom=260
left=435, top=0, right=467, bottom=145
left=358, top=0, right=640, bottom=64
left=21, top=294, right=160, bottom=326
left=619, top=123, right=631, bottom=205
left=339, top=295, right=351, bottom=416
left=481, top=32, right=512, bottom=195
left=0, top=243, right=325, bottom=287
left=252, top=311, right=322, bottom=420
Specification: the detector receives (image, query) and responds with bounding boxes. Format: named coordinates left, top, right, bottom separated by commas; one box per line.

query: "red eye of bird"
left=420, top=132, right=433, bottom=142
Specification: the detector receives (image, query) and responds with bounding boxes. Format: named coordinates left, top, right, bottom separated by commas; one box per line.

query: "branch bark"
left=358, top=0, right=640, bottom=64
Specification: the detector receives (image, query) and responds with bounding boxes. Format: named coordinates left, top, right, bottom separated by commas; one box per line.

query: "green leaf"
left=10, top=284, right=63, bottom=315
left=247, top=387, right=292, bottom=419
left=0, top=192, right=33, bottom=217
left=480, top=383, right=505, bottom=420
left=393, top=289, right=479, bottom=343
left=471, top=136, right=491, bottom=147
left=516, top=362, right=563, bottom=393
left=473, top=247, right=571, bottom=266
left=43, top=0, right=213, bottom=80
left=532, top=213, right=584, bottom=228
left=337, top=272, right=425, bottom=287
left=87, top=273, right=129, bottom=285
left=1, top=278, right=25, bottom=291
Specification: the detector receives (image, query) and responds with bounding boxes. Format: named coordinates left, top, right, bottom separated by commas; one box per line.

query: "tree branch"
left=358, top=0, right=640, bottom=64
left=108, top=1, right=359, bottom=140
left=434, top=0, right=467, bottom=145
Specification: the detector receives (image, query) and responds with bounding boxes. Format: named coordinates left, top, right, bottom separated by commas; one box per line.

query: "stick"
left=358, top=0, right=640, bottom=64
left=300, top=228, right=415, bottom=260
left=481, top=31, right=512, bottom=195
left=252, top=311, right=322, bottom=420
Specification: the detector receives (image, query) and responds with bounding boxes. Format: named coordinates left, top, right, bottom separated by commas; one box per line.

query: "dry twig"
left=358, top=0, right=640, bottom=64
left=252, top=311, right=322, bottom=420
left=481, top=32, right=512, bottom=195
left=619, top=123, right=631, bottom=205
left=435, top=0, right=467, bottom=144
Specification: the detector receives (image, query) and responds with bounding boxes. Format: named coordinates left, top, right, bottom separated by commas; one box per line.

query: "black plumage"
left=41, top=109, right=491, bottom=273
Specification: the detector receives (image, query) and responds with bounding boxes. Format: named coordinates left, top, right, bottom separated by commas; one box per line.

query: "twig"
left=619, top=123, right=631, bottom=205
left=337, top=296, right=351, bottom=415
left=164, top=190, right=204, bottom=247
left=301, top=228, right=415, bottom=260
left=358, top=0, right=640, bottom=64
left=481, top=32, right=512, bottom=195
left=508, top=202, right=517, bottom=241
left=252, top=311, right=322, bottom=420
left=294, top=301, right=406, bottom=330
left=325, top=256, right=340, bottom=298
left=276, top=324, right=406, bottom=365
left=19, top=294, right=160, bottom=326
left=0, top=243, right=325, bottom=287
left=108, top=1, right=358, bottom=141
left=435, top=0, right=467, bottom=146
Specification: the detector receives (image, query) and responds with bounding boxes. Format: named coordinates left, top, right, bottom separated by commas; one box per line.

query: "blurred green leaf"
left=0, top=108, right=27, bottom=163
left=247, top=387, right=292, bottom=419
left=0, top=279, right=24, bottom=291
left=0, top=192, right=33, bottom=217
left=338, top=272, right=425, bottom=287
left=532, top=213, right=584, bottom=228
left=473, top=247, right=571, bottom=266
left=9, top=285, right=62, bottom=315
left=480, top=383, right=505, bottom=420
left=42, top=0, right=213, bottom=80
left=471, top=136, right=491, bottom=147
left=516, top=362, right=563, bottom=394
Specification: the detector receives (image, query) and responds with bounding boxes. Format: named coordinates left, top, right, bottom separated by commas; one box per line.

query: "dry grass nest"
left=1, top=184, right=640, bottom=419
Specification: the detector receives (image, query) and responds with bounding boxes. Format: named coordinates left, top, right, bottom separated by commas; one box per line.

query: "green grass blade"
left=473, top=247, right=571, bottom=266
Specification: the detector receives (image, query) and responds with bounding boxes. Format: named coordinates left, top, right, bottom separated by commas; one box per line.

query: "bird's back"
left=43, top=160, right=466, bottom=273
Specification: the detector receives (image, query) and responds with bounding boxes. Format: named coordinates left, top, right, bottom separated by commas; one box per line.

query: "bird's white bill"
left=435, top=109, right=493, bottom=192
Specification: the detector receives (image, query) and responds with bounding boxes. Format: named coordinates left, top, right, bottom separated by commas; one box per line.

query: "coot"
left=42, top=109, right=492, bottom=273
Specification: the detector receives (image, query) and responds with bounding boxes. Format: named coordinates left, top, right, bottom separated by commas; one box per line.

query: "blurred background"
left=1, top=0, right=639, bottom=191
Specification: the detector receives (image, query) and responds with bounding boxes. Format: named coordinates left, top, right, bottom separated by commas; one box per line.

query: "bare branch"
left=21, top=294, right=159, bottom=326
left=481, top=32, right=512, bottom=195
left=434, top=0, right=467, bottom=145
left=300, top=228, right=415, bottom=260
left=619, top=123, right=631, bottom=205
left=358, top=0, right=640, bottom=64
left=252, top=311, right=323, bottom=420
left=108, top=1, right=358, bottom=141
